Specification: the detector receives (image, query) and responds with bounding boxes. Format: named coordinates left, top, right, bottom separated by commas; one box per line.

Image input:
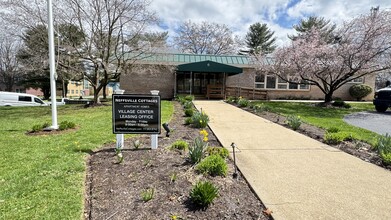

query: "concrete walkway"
left=193, top=100, right=391, bottom=220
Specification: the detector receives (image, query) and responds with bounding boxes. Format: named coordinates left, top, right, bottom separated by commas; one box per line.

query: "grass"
left=251, top=101, right=380, bottom=146
left=0, top=101, right=173, bottom=219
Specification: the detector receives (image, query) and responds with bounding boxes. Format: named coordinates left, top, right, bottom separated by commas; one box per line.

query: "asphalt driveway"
left=343, top=111, right=391, bottom=135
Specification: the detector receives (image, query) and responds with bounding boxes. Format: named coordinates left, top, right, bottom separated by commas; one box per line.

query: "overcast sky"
left=149, top=0, right=391, bottom=47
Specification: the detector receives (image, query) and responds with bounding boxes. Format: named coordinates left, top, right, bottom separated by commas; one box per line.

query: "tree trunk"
left=324, top=92, right=333, bottom=103
left=102, top=84, right=107, bottom=99
left=93, top=86, right=101, bottom=105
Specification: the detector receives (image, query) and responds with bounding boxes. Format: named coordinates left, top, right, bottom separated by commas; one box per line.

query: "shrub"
left=170, top=140, right=189, bottom=150
left=184, top=117, right=193, bottom=125
left=184, top=108, right=194, bottom=117
left=176, top=95, right=186, bottom=105
left=349, top=84, right=372, bottom=101
left=196, top=155, right=228, bottom=177
left=326, top=127, right=340, bottom=133
left=332, top=99, right=351, bottom=108
left=59, top=120, right=76, bottom=130
left=31, top=124, right=43, bottom=132
left=237, top=98, right=249, bottom=107
left=207, top=146, right=229, bottom=158
left=189, top=181, right=219, bottom=208
left=191, top=111, right=209, bottom=128
left=324, top=132, right=357, bottom=145
left=185, top=95, right=195, bottom=101
left=183, top=101, right=193, bottom=109
left=141, top=188, right=155, bottom=202
left=189, top=137, right=207, bottom=164
left=376, top=134, right=391, bottom=165
left=252, top=103, right=271, bottom=112
left=286, top=115, right=302, bottom=131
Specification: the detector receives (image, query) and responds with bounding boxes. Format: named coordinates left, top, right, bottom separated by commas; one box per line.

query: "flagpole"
left=47, top=0, right=58, bottom=129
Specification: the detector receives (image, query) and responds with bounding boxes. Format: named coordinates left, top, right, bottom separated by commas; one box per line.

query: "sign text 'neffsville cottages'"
left=112, top=94, right=161, bottom=134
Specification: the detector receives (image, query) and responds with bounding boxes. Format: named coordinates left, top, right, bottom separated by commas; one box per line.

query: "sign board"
left=112, top=94, right=161, bottom=134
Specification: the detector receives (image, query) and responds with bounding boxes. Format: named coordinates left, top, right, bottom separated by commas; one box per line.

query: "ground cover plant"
left=0, top=101, right=173, bottom=219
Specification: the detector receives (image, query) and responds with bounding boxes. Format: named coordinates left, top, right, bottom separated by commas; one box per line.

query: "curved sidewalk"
left=193, top=100, right=391, bottom=220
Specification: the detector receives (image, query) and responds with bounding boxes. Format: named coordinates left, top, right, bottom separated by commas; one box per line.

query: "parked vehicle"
left=0, top=92, right=48, bottom=107
left=373, top=87, right=391, bottom=112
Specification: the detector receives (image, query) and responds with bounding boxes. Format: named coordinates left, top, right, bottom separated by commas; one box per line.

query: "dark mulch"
left=84, top=102, right=272, bottom=220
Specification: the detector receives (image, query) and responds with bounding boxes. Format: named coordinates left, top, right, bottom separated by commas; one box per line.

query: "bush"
left=170, top=140, right=189, bottom=150
left=324, top=132, right=357, bottom=145
left=191, top=111, right=209, bottom=128
left=286, top=115, right=302, bottom=131
left=31, top=124, right=43, bottom=132
left=176, top=95, right=186, bottom=105
left=196, top=155, right=228, bottom=177
left=185, top=95, right=195, bottom=101
left=189, top=181, right=219, bottom=208
left=59, top=120, right=76, bottom=131
left=237, top=98, right=249, bottom=107
left=189, top=137, right=207, bottom=164
left=184, top=108, right=194, bottom=117
left=376, top=133, right=391, bottom=165
left=225, top=96, right=237, bottom=103
left=349, top=84, right=372, bottom=101
left=207, top=146, right=229, bottom=158
left=332, top=99, right=351, bottom=108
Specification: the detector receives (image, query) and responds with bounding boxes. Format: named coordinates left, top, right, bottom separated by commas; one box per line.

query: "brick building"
left=120, top=53, right=377, bottom=101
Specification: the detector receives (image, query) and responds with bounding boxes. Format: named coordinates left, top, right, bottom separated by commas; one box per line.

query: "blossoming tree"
left=257, top=9, right=391, bottom=103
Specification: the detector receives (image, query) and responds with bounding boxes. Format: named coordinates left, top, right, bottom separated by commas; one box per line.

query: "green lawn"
left=0, top=101, right=173, bottom=219
left=251, top=101, right=380, bottom=146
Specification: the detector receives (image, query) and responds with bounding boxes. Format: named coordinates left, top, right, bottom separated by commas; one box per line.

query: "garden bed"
left=84, top=102, right=272, bottom=220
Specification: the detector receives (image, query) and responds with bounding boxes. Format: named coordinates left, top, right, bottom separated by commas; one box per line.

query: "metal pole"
left=115, top=89, right=125, bottom=149
left=231, top=142, right=238, bottom=178
left=47, top=0, right=58, bottom=129
left=150, top=90, right=159, bottom=149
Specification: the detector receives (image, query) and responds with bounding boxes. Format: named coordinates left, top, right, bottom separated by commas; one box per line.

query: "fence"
left=225, top=86, right=268, bottom=100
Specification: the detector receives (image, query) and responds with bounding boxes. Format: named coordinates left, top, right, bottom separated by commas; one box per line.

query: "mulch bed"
left=84, top=102, right=272, bottom=220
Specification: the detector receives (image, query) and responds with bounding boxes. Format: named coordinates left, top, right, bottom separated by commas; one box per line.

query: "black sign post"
left=112, top=94, right=161, bottom=134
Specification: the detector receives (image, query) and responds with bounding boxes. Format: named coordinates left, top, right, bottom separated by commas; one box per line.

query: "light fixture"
left=162, top=123, right=170, bottom=137
left=231, top=142, right=238, bottom=179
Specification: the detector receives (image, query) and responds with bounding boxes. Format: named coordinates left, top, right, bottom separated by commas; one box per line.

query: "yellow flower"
left=203, top=136, right=209, bottom=142
left=199, top=129, right=208, bottom=137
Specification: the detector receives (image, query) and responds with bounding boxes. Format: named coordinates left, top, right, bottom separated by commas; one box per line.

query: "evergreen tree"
left=245, top=22, right=276, bottom=54
left=289, top=16, right=336, bottom=43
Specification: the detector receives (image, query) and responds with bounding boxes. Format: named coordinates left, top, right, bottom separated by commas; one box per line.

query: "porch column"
left=190, top=71, right=192, bottom=95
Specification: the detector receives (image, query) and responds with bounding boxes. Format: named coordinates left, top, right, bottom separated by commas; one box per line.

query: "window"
left=18, top=96, right=32, bottom=102
left=349, top=77, right=364, bottom=83
left=254, top=74, right=310, bottom=90
left=34, top=98, right=44, bottom=104
left=76, top=90, right=79, bottom=94
left=71, top=90, right=74, bottom=94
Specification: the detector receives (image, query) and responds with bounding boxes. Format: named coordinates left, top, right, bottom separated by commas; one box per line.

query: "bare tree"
left=55, top=0, right=161, bottom=103
left=257, top=9, right=391, bottom=103
left=174, top=20, right=236, bottom=55
left=0, top=39, right=23, bottom=91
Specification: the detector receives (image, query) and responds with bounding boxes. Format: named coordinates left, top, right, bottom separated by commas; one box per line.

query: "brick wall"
left=120, top=65, right=175, bottom=99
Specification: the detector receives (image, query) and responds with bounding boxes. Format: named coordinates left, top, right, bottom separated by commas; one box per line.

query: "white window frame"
left=254, top=74, right=310, bottom=90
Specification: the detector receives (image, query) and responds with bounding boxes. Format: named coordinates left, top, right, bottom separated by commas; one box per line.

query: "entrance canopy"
left=177, top=60, right=242, bottom=75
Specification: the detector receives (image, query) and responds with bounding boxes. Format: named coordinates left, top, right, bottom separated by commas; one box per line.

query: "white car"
left=0, top=92, right=48, bottom=107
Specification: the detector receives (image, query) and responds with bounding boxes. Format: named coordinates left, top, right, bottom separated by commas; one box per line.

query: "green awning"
left=177, top=60, right=242, bottom=75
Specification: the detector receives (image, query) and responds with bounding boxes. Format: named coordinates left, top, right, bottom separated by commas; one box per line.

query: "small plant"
left=170, top=214, right=182, bottom=220
left=170, top=173, right=177, bottom=183
left=31, top=122, right=51, bottom=132
left=196, top=155, right=228, bottom=177
left=324, top=132, right=357, bottom=145
left=326, top=127, right=340, bottom=133
left=133, top=139, right=142, bottom=149
left=170, top=139, right=189, bottom=150
left=189, top=181, right=219, bottom=208
left=117, top=152, right=124, bottom=164
left=226, top=96, right=237, bottom=103
left=184, top=95, right=194, bottom=101
left=176, top=95, right=186, bottom=105
left=207, top=146, right=229, bottom=158
left=252, top=103, right=271, bottom=112
left=376, top=133, right=391, bottom=165
left=191, top=111, right=209, bottom=128
left=189, top=137, right=207, bottom=164
left=184, top=108, right=194, bottom=117
left=286, top=115, right=302, bottom=131
left=59, top=120, right=76, bottom=131
left=183, top=101, right=193, bottom=109
left=332, top=99, right=351, bottom=108
left=237, top=97, right=249, bottom=107
left=184, top=117, right=193, bottom=125
left=141, top=188, right=155, bottom=202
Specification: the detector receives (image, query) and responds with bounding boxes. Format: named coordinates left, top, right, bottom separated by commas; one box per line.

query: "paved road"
left=193, top=101, right=391, bottom=220
left=344, top=111, right=391, bottom=135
